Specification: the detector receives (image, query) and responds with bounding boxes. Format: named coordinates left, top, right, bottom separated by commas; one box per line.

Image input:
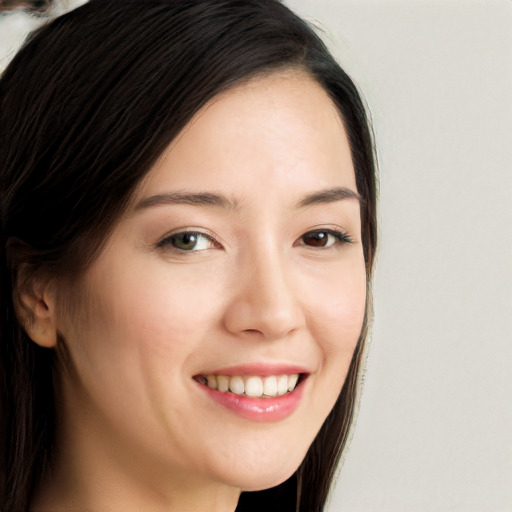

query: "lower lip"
left=197, top=379, right=306, bottom=422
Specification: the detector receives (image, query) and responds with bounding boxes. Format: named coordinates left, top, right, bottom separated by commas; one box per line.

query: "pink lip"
left=197, top=377, right=307, bottom=422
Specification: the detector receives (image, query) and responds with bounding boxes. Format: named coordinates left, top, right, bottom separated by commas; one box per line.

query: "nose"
left=223, top=246, right=305, bottom=341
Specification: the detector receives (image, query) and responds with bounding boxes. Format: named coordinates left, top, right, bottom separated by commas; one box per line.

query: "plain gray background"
left=1, top=1, right=511, bottom=510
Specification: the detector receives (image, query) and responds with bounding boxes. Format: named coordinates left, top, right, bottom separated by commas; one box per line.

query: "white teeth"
left=217, top=375, right=229, bottom=392
left=245, top=376, right=263, bottom=397
left=276, top=375, right=288, bottom=396
left=287, top=373, right=299, bottom=392
left=229, top=376, right=245, bottom=395
left=262, top=375, right=278, bottom=397
left=199, top=373, right=300, bottom=398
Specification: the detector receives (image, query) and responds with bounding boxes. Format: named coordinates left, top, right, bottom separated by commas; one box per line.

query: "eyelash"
left=156, top=228, right=353, bottom=253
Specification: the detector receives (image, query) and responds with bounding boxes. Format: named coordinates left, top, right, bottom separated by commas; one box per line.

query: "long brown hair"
left=0, top=1, right=377, bottom=511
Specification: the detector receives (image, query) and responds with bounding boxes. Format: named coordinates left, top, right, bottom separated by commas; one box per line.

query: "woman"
left=0, top=1, right=377, bottom=511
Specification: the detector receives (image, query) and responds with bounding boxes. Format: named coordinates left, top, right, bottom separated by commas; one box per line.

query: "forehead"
left=136, top=71, right=356, bottom=206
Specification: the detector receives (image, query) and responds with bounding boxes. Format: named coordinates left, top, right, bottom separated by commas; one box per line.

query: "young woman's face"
left=55, top=72, right=366, bottom=499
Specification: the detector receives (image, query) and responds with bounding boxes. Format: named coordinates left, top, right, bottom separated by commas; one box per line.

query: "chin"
left=239, top=468, right=298, bottom=493
left=206, top=442, right=308, bottom=493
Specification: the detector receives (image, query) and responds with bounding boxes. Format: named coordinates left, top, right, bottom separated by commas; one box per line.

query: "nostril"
left=242, top=328, right=263, bottom=335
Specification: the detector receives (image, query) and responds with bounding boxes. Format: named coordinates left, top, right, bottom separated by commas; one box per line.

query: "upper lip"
left=195, top=362, right=312, bottom=377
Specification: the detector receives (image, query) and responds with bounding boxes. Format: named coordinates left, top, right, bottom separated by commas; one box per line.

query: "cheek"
left=60, top=261, right=228, bottom=422
left=304, top=256, right=366, bottom=423
left=55, top=266, right=220, bottom=455
left=121, top=268, right=225, bottom=361
left=83, top=258, right=220, bottom=343
left=308, top=259, right=367, bottom=355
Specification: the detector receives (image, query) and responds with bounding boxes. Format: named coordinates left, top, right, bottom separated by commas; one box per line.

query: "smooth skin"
left=28, top=71, right=367, bottom=512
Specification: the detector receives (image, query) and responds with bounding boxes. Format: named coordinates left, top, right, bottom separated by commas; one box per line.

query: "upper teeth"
left=201, top=374, right=300, bottom=398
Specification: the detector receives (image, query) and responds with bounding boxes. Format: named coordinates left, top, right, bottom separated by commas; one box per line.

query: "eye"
left=157, top=231, right=218, bottom=252
left=300, top=229, right=352, bottom=248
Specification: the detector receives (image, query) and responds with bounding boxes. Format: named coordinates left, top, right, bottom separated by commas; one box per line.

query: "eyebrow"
left=135, top=191, right=239, bottom=211
left=135, top=186, right=361, bottom=212
left=296, top=187, right=362, bottom=208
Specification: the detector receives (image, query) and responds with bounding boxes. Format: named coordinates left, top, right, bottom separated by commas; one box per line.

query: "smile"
left=194, top=369, right=309, bottom=422
left=195, top=374, right=300, bottom=398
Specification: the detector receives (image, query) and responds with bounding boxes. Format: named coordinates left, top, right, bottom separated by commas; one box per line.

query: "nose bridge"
left=223, top=237, right=304, bottom=340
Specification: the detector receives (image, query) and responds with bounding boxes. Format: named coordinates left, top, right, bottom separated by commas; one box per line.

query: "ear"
left=14, top=264, right=58, bottom=349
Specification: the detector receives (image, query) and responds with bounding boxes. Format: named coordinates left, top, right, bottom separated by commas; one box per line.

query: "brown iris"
left=302, top=231, right=330, bottom=247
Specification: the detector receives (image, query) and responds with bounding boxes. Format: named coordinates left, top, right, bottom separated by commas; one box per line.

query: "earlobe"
left=14, top=268, right=58, bottom=349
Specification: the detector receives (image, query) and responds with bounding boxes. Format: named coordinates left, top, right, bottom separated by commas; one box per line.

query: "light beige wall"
left=285, top=1, right=512, bottom=510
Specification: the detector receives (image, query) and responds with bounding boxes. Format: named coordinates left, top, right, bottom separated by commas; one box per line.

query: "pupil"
left=175, top=233, right=197, bottom=249
left=304, top=232, right=327, bottom=247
